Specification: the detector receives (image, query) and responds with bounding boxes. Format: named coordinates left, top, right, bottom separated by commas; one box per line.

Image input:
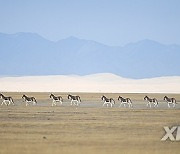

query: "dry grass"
left=0, top=92, right=180, bottom=154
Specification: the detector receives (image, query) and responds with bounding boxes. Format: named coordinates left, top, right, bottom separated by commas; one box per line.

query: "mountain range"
left=0, top=32, right=180, bottom=79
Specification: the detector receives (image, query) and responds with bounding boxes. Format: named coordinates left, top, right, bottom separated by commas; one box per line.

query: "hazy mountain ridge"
left=0, top=32, right=180, bottom=79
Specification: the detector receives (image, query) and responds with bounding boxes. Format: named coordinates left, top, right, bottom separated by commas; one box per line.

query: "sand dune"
left=0, top=73, right=180, bottom=93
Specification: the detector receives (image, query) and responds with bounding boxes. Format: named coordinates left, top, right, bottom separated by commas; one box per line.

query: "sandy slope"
left=0, top=73, right=180, bottom=93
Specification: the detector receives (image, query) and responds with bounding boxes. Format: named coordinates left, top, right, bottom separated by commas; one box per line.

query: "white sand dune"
left=0, top=73, right=180, bottom=93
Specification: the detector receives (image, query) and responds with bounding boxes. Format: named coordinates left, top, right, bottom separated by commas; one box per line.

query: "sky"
left=0, top=0, right=180, bottom=46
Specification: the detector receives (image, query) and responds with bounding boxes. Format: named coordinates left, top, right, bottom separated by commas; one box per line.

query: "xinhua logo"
left=161, top=126, right=180, bottom=141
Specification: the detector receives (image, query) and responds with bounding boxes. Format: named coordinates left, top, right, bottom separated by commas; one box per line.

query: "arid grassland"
left=0, top=93, right=180, bottom=154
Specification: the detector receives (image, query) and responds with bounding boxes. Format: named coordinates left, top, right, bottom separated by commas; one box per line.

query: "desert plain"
left=0, top=92, right=180, bottom=154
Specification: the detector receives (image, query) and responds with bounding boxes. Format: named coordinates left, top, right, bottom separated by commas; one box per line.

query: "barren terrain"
left=0, top=92, right=180, bottom=154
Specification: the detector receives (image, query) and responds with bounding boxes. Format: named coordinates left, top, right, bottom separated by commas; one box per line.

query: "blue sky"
left=0, top=0, right=180, bottom=46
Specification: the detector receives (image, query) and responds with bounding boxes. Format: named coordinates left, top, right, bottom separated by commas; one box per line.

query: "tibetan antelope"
left=0, top=93, right=14, bottom=106
left=68, top=94, right=81, bottom=106
left=118, top=96, right=133, bottom=108
left=101, top=95, right=115, bottom=107
left=164, top=96, right=177, bottom=108
left=50, top=93, right=63, bottom=106
left=22, top=95, right=37, bottom=106
left=144, top=96, right=158, bottom=108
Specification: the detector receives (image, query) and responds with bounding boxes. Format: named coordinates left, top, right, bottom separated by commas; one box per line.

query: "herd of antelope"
left=0, top=93, right=178, bottom=108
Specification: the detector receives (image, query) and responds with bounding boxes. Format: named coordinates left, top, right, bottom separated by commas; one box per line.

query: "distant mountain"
left=0, top=32, right=180, bottom=79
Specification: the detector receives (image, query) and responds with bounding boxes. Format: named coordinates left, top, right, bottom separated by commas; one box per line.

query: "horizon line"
left=0, top=73, right=180, bottom=80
